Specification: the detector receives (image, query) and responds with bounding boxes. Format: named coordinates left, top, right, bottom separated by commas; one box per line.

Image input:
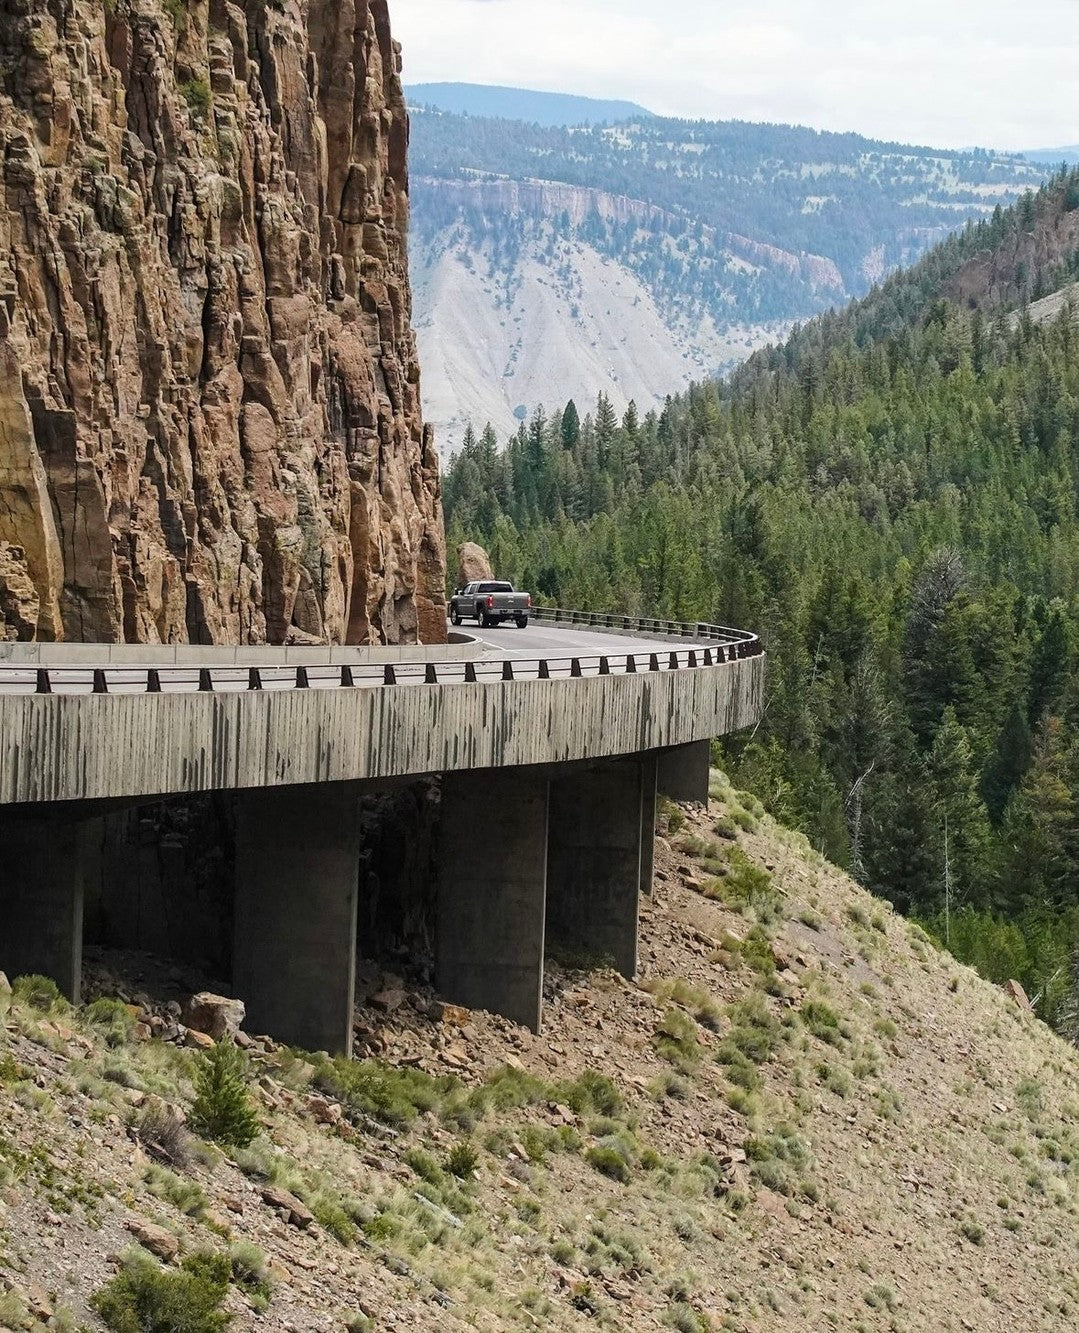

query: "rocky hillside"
left=408, top=106, right=1048, bottom=452
left=0, top=0, right=445, bottom=646
left=2, top=773, right=1078, bottom=1330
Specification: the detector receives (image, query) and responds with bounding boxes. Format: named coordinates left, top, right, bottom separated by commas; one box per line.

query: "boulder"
left=126, top=1219, right=179, bottom=1263
left=260, top=1184, right=315, bottom=1229
left=457, top=542, right=494, bottom=588
left=183, top=992, right=245, bottom=1041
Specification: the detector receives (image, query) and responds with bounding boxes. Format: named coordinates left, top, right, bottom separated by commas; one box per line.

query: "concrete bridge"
left=0, top=610, right=763, bottom=1054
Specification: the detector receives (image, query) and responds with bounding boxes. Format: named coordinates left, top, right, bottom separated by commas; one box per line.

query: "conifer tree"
left=189, top=1039, right=259, bottom=1149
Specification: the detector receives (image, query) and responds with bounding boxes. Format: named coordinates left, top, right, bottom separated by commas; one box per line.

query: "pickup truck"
left=449, top=581, right=532, bottom=628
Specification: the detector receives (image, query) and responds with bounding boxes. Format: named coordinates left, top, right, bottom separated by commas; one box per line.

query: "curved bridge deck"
left=0, top=610, right=764, bottom=1053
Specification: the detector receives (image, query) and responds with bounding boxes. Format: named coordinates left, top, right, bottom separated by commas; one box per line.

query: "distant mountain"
left=409, top=107, right=1048, bottom=453
left=405, top=83, right=653, bottom=128
left=1024, top=146, right=1079, bottom=165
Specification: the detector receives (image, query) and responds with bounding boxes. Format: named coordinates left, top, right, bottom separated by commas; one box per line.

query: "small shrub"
left=959, top=1216, right=986, bottom=1245
left=403, top=1147, right=444, bottom=1186
left=189, top=1040, right=259, bottom=1149
left=229, top=1241, right=272, bottom=1310
left=586, top=1136, right=634, bottom=1183
left=91, top=1248, right=231, bottom=1333
left=145, top=1163, right=207, bottom=1218
left=559, top=1070, right=623, bottom=1118
left=179, top=78, right=212, bottom=119
left=138, top=1102, right=193, bottom=1168
left=12, top=974, right=66, bottom=1012
left=865, top=1283, right=897, bottom=1312
left=654, top=1008, right=700, bottom=1071
left=315, top=1057, right=446, bottom=1126
left=1016, top=1077, right=1044, bottom=1120
left=800, top=999, right=843, bottom=1047
left=85, top=997, right=138, bottom=1047
left=445, top=1140, right=478, bottom=1179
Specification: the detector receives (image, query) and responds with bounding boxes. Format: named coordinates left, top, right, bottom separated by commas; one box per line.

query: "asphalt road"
left=464, top=621, right=692, bottom=660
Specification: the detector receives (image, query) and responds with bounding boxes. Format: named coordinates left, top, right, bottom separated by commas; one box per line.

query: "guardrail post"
left=248, top=667, right=262, bottom=691
left=502, top=661, right=514, bottom=682
left=626, top=655, right=637, bottom=674
left=688, top=651, right=698, bottom=669
left=147, top=669, right=162, bottom=694
left=702, top=649, right=713, bottom=667
left=464, top=661, right=477, bottom=683
left=384, top=664, right=396, bottom=686
left=668, top=651, right=679, bottom=672
left=295, top=666, right=310, bottom=689
left=649, top=654, right=660, bottom=673
left=92, top=669, right=108, bottom=695
left=570, top=659, right=582, bottom=678
left=538, top=660, right=550, bottom=680
left=198, top=669, right=213, bottom=692
left=340, top=665, right=354, bottom=687
left=599, top=657, right=610, bottom=675
left=425, top=663, right=438, bottom=685
left=35, top=669, right=51, bottom=695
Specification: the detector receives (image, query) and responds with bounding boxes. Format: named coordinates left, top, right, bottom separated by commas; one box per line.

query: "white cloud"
left=392, top=0, right=1079, bottom=150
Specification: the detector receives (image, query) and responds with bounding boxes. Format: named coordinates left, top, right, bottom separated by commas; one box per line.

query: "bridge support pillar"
left=233, top=783, right=361, bottom=1056
left=0, top=814, right=90, bottom=1002
left=436, top=770, right=549, bottom=1032
left=547, top=759, right=643, bottom=979
left=640, top=754, right=658, bottom=899
left=657, top=740, right=712, bottom=805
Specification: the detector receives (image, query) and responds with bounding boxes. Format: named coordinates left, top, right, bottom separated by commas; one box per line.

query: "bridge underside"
left=0, top=741, right=711, bottom=1052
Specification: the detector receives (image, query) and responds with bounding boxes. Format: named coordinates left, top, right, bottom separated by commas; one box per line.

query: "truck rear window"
left=478, top=583, right=514, bottom=592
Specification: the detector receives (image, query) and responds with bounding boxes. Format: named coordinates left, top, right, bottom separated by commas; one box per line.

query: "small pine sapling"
left=189, top=1039, right=259, bottom=1148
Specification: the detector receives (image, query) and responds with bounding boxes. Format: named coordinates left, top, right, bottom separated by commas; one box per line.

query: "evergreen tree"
left=189, top=1040, right=260, bottom=1149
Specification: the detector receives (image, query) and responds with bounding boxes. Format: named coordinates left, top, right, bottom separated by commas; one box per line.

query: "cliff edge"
left=0, top=0, right=445, bottom=645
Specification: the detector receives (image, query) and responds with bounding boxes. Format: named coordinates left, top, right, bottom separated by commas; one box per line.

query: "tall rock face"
left=0, top=0, right=446, bottom=644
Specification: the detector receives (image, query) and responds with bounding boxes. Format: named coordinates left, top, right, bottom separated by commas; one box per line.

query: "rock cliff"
left=0, top=0, right=445, bottom=644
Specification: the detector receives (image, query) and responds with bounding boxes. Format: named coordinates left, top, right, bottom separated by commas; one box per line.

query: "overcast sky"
left=392, top=0, right=1078, bottom=151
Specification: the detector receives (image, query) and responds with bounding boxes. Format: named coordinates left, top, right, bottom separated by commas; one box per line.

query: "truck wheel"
left=515, top=616, right=528, bottom=629
left=476, top=605, right=489, bottom=627
left=450, top=606, right=461, bottom=626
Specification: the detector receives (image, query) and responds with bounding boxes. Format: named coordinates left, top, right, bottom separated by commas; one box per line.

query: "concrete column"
left=547, top=759, right=643, bottom=979
left=0, top=814, right=89, bottom=1001
left=233, top=783, right=361, bottom=1056
left=657, top=739, right=712, bottom=805
left=640, top=754, right=658, bottom=899
left=436, top=770, right=549, bottom=1032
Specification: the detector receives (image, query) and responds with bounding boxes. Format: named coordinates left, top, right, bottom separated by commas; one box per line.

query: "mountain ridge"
left=405, top=82, right=654, bottom=126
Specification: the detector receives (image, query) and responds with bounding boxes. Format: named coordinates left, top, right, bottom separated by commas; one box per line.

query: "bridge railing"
left=528, top=606, right=754, bottom=645
left=0, top=618, right=761, bottom=696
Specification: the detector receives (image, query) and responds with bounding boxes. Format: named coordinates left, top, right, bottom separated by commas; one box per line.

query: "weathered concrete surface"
left=0, top=813, right=89, bottom=999
left=547, top=759, right=643, bottom=979
left=0, top=655, right=764, bottom=806
left=657, top=739, right=712, bottom=805
left=436, top=770, right=548, bottom=1031
left=233, top=784, right=361, bottom=1055
left=640, top=753, right=658, bottom=899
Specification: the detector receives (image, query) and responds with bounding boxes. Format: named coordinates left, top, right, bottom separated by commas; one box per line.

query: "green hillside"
left=411, top=108, right=1048, bottom=327
left=444, top=166, right=1079, bottom=1029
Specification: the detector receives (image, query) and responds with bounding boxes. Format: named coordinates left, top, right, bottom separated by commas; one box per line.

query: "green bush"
left=229, top=1241, right=272, bottom=1311
left=800, top=999, right=843, bottom=1046
left=315, top=1057, right=446, bottom=1126
left=653, top=1008, right=700, bottom=1071
left=559, top=1070, right=623, bottom=1117
left=179, top=79, right=212, bottom=119
left=189, top=1040, right=259, bottom=1148
left=85, top=997, right=138, bottom=1047
left=585, top=1143, right=632, bottom=1183
left=446, top=1140, right=479, bottom=1179
left=12, top=974, right=66, bottom=1012
left=91, top=1249, right=232, bottom=1333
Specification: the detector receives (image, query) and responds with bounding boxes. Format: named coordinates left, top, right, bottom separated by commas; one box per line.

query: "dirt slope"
left=1, top=773, right=1078, bottom=1331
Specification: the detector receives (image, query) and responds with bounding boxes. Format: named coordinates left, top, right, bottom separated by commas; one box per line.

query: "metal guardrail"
left=0, top=616, right=761, bottom=697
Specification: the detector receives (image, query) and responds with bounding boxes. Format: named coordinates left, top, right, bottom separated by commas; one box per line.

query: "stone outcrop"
left=0, top=0, right=445, bottom=644
left=456, top=540, right=493, bottom=587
